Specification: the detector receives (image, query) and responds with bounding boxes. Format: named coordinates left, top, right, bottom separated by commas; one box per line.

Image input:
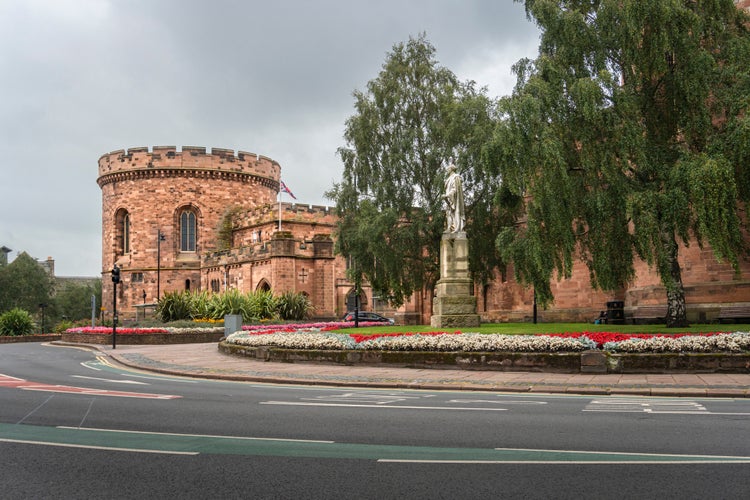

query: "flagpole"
left=278, top=187, right=282, bottom=231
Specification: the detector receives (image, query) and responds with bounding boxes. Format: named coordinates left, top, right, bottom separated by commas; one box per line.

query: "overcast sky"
left=0, top=0, right=540, bottom=277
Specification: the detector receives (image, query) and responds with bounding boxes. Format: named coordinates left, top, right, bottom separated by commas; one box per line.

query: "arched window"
left=256, top=280, right=271, bottom=292
left=115, top=209, right=131, bottom=255
left=180, top=210, right=197, bottom=252
left=123, top=213, right=131, bottom=254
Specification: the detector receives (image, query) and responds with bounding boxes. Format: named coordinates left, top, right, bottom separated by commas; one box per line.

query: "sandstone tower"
left=98, top=146, right=281, bottom=315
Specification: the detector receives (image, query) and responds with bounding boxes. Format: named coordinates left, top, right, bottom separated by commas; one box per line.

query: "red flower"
left=545, top=331, right=724, bottom=348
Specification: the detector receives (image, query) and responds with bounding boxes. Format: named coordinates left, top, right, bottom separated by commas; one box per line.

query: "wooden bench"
left=718, top=304, right=750, bottom=324
left=630, top=305, right=667, bottom=325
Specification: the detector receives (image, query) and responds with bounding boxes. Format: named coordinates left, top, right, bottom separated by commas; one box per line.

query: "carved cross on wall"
left=298, top=268, right=308, bottom=283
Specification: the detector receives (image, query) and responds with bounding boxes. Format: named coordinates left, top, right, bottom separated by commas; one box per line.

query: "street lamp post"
left=111, top=264, right=121, bottom=349
left=157, top=229, right=166, bottom=301
left=38, top=303, right=47, bottom=334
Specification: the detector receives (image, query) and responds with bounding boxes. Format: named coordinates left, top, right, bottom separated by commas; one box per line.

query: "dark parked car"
left=341, top=311, right=395, bottom=325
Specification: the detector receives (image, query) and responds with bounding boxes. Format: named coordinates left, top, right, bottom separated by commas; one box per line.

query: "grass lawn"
left=336, top=323, right=750, bottom=336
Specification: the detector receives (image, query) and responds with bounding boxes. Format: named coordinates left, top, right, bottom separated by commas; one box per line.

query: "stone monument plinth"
left=430, top=232, right=480, bottom=328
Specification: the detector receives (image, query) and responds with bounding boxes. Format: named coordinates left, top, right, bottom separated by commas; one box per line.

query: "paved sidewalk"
left=84, top=342, right=750, bottom=398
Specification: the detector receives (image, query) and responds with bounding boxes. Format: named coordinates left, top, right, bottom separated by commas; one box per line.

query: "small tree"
left=0, top=252, right=54, bottom=314
left=330, top=34, right=500, bottom=306
left=54, top=281, right=102, bottom=322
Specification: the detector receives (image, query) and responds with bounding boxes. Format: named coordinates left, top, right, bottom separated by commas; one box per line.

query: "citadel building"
left=99, top=146, right=750, bottom=325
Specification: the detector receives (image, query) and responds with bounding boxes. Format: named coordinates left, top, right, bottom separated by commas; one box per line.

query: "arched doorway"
left=256, top=280, right=271, bottom=293
left=345, top=288, right=366, bottom=312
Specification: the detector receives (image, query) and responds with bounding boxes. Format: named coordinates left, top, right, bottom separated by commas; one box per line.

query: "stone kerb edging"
left=61, top=331, right=224, bottom=345
left=0, top=334, right=62, bottom=344
left=218, top=341, right=750, bottom=374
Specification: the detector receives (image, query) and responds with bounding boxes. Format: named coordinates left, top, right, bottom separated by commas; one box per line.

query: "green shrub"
left=191, top=290, right=213, bottom=320
left=246, top=290, right=278, bottom=321
left=54, top=320, right=74, bottom=333
left=208, top=289, right=247, bottom=320
left=276, top=291, right=313, bottom=320
left=156, top=291, right=195, bottom=322
left=0, top=308, right=36, bottom=336
left=155, top=289, right=310, bottom=323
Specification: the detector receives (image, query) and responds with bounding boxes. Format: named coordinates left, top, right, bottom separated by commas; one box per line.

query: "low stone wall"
left=0, top=334, right=62, bottom=344
left=218, top=341, right=750, bottom=374
left=61, top=331, right=224, bottom=345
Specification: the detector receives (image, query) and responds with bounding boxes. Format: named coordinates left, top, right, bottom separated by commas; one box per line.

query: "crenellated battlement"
left=97, top=146, right=280, bottom=188
left=235, top=202, right=338, bottom=227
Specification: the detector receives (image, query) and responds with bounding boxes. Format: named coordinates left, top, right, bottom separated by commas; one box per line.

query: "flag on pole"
left=280, top=180, right=297, bottom=199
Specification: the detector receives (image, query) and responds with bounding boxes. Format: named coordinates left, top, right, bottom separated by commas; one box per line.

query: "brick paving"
left=85, top=342, right=750, bottom=397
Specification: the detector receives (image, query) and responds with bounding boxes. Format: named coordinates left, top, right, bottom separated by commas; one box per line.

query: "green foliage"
left=156, top=289, right=304, bottom=323
left=209, top=289, right=253, bottom=321
left=190, top=290, right=214, bottom=320
left=0, top=252, right=54, bottom=314
left=0, top=308, right=35, bottom=336
left=216, top=206, right=241, bottom=251
left=497, top=1, right=750, bottom=325
left=54, top=280, right=102, bottom=322
left=54, top=320, right=74, bottom=334
left=276, top=291, right=313, bottom=320
left=246, top=290, right=278, bottom=321
left=156, top=291, right=195, bottom=322
left=330, top=33, right=501, bottom=306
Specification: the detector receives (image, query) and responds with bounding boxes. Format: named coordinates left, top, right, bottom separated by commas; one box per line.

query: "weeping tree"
left=496, top=0, right=750, bottom=327
left=329, top=34, right=500, bottom=307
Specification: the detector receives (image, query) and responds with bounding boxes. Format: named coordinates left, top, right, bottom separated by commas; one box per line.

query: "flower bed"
left=61, top=326, right=225, bottom=345
left=65, top=326, right=224, bottom=335
left=60, top=322, right=750, bottom=354
left=225, top=325, right=750, bottom=354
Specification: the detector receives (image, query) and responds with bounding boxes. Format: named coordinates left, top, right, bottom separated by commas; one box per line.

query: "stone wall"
left=481, top=226, right=750, bottom=323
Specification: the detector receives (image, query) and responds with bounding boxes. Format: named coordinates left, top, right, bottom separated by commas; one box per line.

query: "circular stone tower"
left=97, top=146, right=280, bottom=315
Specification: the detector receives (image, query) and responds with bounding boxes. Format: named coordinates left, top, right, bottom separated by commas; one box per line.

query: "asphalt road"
left=1, top=342, right=749, bottom=499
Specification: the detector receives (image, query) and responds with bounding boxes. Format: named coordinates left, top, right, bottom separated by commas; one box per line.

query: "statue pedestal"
left=430, top=232, right=480, bottom=328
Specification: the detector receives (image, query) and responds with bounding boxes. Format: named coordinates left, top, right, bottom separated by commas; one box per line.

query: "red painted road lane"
left=0, top=374, right=181, bottom=399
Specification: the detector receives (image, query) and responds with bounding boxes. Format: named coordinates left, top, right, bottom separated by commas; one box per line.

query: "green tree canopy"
left=54, top=280, right=102, bottom=322
left=329, top=34, right=501, bottom=306
left=0, top=252, right=54, bottom=315
left=496, top=0, right=750, bottom=326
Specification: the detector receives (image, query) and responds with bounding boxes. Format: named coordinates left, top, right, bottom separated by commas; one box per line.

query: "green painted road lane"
left=1, top=423, right=750, bottom=463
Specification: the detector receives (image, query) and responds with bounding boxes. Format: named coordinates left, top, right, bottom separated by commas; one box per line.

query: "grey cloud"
left=0, top=0, right=539, bottom=275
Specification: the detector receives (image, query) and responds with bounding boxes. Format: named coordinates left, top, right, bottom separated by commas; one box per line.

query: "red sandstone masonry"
left=98, top=146, right=360, bottom=322
left=99, top=147, right=282, bottom=316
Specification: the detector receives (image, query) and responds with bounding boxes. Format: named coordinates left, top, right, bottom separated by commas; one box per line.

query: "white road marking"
left=0, top=438, right=198, bottom=455
left=261, top=401, right=508, bottom=411
left=583, top=398, right=750, bottom=415
left=57, top=426, right=335, bottom=444
left=302, top=392, right=421, bottom=404
left=71, top=375, right=149, bottom=385
left=448, top=399, right=548, bottom=405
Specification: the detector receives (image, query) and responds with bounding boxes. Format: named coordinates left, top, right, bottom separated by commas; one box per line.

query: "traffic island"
left=218, top=342, right=750, bottom=374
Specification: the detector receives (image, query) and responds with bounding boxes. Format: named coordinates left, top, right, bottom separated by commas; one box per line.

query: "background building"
left=97, top=146, right=391, bottom=321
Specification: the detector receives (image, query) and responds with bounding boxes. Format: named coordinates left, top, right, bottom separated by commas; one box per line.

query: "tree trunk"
left=663, top=233, right=689, bottom=328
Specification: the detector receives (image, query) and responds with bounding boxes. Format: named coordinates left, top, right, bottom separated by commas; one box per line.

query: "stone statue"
left=444, top=162, right=465, bottom=233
